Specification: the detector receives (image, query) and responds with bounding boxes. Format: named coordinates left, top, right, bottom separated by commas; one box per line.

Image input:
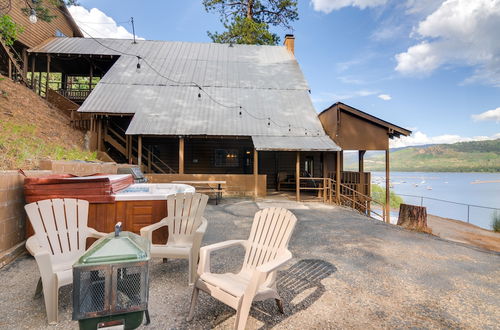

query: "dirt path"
left=427, top=214, right=500, bottom=252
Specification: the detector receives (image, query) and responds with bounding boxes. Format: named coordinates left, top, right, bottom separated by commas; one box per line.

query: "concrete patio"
left=0, top=197, right=499, bottom=329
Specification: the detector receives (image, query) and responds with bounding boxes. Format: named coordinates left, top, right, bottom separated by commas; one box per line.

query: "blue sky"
left=70, top=0, right=500, bottom=147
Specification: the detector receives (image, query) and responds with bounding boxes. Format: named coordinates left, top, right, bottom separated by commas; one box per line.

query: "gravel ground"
left=0, top=197, right=499, bottom=329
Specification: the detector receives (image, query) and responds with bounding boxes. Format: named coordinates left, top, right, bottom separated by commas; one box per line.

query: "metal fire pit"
left=73, top=223, right=150, bottom=329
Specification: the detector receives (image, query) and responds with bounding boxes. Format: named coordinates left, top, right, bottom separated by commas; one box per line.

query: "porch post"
left=335, top=151, right=341, bottom=204
left=30, top=55, right=35, bottom=89
left=385, top=149, right=390, bottom=223
left=45, top=54, right=50, bottom=98
left=89, top=62, right=93, bottom=91
left=359, top=150, right=366, bottom=194
left=253, top=149, right=259, bottom=197
left=179, top=137, right=185, bottom=174
left=97, top=117, right=102, bottom=151
left=138, top=135, right=143, bottom=166
left=295, top=151, right=300, bottom=202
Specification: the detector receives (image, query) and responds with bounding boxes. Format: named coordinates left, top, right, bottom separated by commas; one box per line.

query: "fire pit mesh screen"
left=115, top=266, right=147, bottom=311
left=73, top=262, right=149, bottom=320
left=78, top=269, right=107, bottom=314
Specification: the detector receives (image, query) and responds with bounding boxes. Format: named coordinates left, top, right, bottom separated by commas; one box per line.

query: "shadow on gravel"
left=249, top=259, right=337, bottom=329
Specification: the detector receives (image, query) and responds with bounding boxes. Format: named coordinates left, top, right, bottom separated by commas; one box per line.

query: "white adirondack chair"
left=187, top=207, right=297, bottom=330
left=140, top=193, right=209, bottom=285
left=24, top=198, right=107, bottom=325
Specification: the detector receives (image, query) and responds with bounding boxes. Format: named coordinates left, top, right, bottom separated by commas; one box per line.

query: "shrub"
left=492, top=211, right=500, bottom=232
left=371, top=184, right=404, bottom=209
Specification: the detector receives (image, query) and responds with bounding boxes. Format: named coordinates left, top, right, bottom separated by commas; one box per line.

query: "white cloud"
left=68, top=6, right=144, bottom=39
left=310, top=0, right=388, bottom=13
left=378, top=94, right=392, bottom=100
left=395, top=0, right=500, bottom=87
left=312, top=90, right=377, bottom=103
left=472, top=107, right=500, bottom=123
left=390, top=130, right=500, bottom=148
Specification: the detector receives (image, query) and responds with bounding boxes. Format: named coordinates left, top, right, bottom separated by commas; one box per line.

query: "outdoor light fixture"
left=29, top=9, right=37, bottom=23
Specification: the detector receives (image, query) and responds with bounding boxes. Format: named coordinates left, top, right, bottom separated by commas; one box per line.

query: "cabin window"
left=214, top=149, right=239, bottom=167
left=55, top=29, right=67, bottom=37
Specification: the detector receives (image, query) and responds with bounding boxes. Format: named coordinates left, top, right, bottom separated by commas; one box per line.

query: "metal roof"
left=252, top=136, right=340, bottom=151
left=30, top=38, right=338, bottom=149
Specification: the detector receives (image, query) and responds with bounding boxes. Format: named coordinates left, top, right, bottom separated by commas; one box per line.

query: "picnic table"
left=172, top=180, right=226, bottom=204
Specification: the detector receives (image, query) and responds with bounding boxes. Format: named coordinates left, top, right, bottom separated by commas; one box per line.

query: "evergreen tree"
left=203, top=0, right=298, bottom=45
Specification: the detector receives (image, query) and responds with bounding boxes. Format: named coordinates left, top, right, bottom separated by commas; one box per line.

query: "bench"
left=172, top=181, right=226, bottom=205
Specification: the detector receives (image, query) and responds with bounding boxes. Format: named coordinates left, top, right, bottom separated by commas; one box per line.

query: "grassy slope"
left=351, top=139, right=500, bottom=172
left=0, top=76, right=96, bottom=170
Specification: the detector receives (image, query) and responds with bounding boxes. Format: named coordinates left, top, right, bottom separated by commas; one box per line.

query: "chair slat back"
left=25, top=198, right=89, bottom=257
left=243, top=207, right=297, bottom=271
left=166, top=193, right=208, bottom=243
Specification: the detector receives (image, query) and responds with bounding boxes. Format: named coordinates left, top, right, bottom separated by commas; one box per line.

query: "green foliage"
left=204, top=0, right=298, bottom=45
left=0, top=15, right=24, bottom=46
left=0, top=121, right=96, bottom=170
left=208, top=17, right=279, bottom=45
left=371, top=184, right=404, bottom=209
left=492, top=211, right=500, bottom=232
left=22, top=0, right=79, bottom=23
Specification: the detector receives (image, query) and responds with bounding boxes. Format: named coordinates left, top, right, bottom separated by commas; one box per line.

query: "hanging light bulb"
left=198, top=86, right=202, bottom=98
left=29, top=9, right=37, bottom=24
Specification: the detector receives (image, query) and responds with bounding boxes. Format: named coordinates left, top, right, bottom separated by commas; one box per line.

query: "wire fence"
left=397, top=194, right=500, bottom=230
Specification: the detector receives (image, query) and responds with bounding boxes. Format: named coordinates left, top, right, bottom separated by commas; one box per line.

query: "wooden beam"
left=296, top=151, right=300, bottom=202
left=358, top=150, right=366, bottom=173
left=89, top=62, right=93, bottom=91
left=22, top=49, right=28, bottom=79
left=385, top=149, right=390, bottom=223
left=335, top=151, right=341, bottom=204
left=179, top=137, right=185, bottom=174
left=359, top=150, right=366, bottom=195
left=45, top=54, right=51, bottom=98
left=30, top=56, right=35, bottom=89
left=254, top=149, right=259, bottom=197
left=138, top=135, right=143, bottom=166
left=97, top=117, right=102, bottom=151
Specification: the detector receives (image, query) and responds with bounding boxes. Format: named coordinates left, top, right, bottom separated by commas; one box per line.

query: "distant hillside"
left=345, top=139, right=500, bottom=172
left=0, top=76, right=96, bottom=170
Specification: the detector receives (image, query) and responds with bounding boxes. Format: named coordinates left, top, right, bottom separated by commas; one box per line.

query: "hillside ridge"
left=345, top=139, right=500, bottom=172
left=0, top=75, right=96, bottom=170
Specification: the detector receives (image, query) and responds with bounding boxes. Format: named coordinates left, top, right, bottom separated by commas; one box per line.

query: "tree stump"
left=397, top=204, right=430, bottom=233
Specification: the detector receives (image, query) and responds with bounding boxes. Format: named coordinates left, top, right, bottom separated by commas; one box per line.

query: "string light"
left=136, top=56, right=141, bottom=69
left=45, top=3, right=325, bottom=137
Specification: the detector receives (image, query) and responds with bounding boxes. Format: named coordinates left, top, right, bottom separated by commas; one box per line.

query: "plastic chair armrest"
left=140, top=217, right=171, bottom=242
left=198, top=240, right=247, bottom=275
left=86, top=227, right=107, bottom=239
left=256, top=250, right=293, bottom=274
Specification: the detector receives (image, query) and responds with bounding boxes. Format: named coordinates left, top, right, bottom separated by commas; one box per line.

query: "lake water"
left=372, top=172, right=500, bottom=230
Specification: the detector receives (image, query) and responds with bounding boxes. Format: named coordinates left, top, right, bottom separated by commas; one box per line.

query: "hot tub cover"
left=24, top=174, right=133, bottom=203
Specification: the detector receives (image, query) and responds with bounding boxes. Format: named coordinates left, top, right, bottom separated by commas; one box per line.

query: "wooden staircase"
left=0, top=38, right=27, bottom=85
left=103, top=123, right=176, bottom=174
left=46, top=88, right=91, bottom=130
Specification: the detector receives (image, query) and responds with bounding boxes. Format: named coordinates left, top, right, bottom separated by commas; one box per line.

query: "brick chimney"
left=283, top=34, right=295, bottom=55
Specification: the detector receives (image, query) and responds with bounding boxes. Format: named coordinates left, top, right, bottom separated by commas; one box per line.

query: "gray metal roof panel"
left=39, top=38, right=327, bottom=140
left=252, top=136, right=341, bottom=151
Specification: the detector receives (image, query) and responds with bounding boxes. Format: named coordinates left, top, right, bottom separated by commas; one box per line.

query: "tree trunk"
left=247, top=0, right=254, bottom=19
left=397, top=204, right=430, bottom=233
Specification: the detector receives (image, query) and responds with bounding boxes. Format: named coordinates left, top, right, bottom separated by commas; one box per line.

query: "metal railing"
left=398, top=193, right=500, bottom=228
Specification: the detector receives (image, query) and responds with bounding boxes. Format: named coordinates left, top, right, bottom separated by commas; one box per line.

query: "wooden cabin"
left=25, top=33, right=411, bottom=221
left=319, top=102, right=411, bottom=219
left=0, top=0, right=82, bottom=83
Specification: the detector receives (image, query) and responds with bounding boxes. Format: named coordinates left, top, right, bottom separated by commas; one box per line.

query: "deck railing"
left=297, top=176, right=386, bottom=221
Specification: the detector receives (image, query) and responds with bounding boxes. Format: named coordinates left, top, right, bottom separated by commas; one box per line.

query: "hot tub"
left=114, top=183, right=195, bottom=201
left=24, top=174, right=195, bottom=244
